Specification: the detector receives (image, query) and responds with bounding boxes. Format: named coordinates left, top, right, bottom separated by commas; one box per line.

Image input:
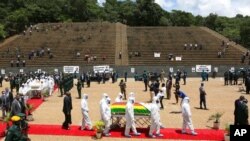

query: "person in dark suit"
left=199, top=83, right=207, bottom=109
left=75, top=79, right=82, bottom=99
left=234, top=96, right=246, bottom=125
left=62, top=92, right=72, bottom=130
left=238, top=99, right=249, bottom=125
left=11, top=94, right=22, bottom=116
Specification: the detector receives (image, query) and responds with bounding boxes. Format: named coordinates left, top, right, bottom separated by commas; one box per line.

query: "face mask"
left=107, top=100, right=110, bottom=104
left=131, top=100, right=134, bottom=104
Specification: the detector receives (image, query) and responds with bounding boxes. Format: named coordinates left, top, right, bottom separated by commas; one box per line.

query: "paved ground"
left=0, top=77, right=249, bottom=141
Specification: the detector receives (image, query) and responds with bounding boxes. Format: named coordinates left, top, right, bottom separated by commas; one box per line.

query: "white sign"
left=196, top=65, right=211, bottom=72
left=1, top=69, right=5, bottom=74
left=131, top=68, right=135, bottom=73
left=93, top=65, right=110, bottom=73
left=37, top=69, right=41, bottom=73
left=175, top=56, right=182, bottom=61
left=154, top=52, right=161, bottom=57
left=63, top=66, right=79, bottom=73
left=20, top=69, right=23, bottom=73
left=192, top=67, right=196, bottom=72
left=54, top=69, right=58, bottom=72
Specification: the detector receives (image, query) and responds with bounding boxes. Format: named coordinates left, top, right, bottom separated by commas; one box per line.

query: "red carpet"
left=27, top=124, right=225, bottom=140
left=26, top=98, right=44, bottom=113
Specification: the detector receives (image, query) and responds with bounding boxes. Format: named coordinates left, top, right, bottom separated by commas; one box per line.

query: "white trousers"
left=182, top=116, right=195, bottom=132
left=103, top=118, right=111, bottom=134
left=81, top=111, right=92, bottom=129
left=125, top=120, right=138, bottom=136
left=149, top=121, right=160, bottom=135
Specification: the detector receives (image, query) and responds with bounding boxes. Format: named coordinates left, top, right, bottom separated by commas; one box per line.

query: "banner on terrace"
left=63, top=66, right=79, bottom=73
left=195, top=65, right=211, bottom=72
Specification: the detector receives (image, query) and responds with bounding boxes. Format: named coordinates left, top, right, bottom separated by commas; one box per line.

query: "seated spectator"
left=119, top=51, right=122, bottom=59
left=189, top=43, right=193, bottom=50
left=199, top=44, right=203, bottom=50
left=49, top=53, right=53, bottom=59
left=245, top=51, right=249, bottom=56
left=194, top=44, right=198, bottom=50
left=76, top=52, right=80, bottom=57
left=226, top=42, right=230, bottom=48
left=47, top=48, right=50, bottom=54
left=84, top=55, right=89, bottom=61
left=184, top=44, right=187, bottom=50
left=10, top=60, right=14, bottom=67
left=168, top=54, right=173, bottom=60
left=17, top=54, right=21, bottom=61
left=102, top=55, right=106, bottom=61
left=138, top=52, right=141, bottom=57
left=217, top=52, right=222, bottom=58
left=222, top=40, right=225, bottom=46
left=241, top=54, right=245, bottom=63
left=22, top=60, right=26, bottom=67
left=94, top=56, right=97, bottom=61
left=129, top=52, right=133, bottom=58
left=16, top=60, right=20, bottom=67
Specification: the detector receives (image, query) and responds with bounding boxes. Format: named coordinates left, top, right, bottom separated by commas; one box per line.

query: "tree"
left=0, top=24, right=6, bottom=40
left=204, top=13, right=218, bottom=30
left=240, top=18, right=250, bottom=48
left=134, top=0, right=164, bottom=26
left=194, top=15, right=204, bottom=26
left=170, top=10, right=194, bottom=26
left=5, top=8, right=29, bottom=35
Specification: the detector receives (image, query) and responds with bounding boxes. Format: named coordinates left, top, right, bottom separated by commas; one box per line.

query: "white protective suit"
left=81, top=94, right=92, bottom=130
left=149, top=97, right=163, bottom=137
left=181, top=97, right=197, bottom=135
left=124, top=97, right=140, bottom=137
left=48, top=77, right=54, bottom=96
left=100, top=97, right=111, bottom=136
left=115, top=93, right=123, bottom=102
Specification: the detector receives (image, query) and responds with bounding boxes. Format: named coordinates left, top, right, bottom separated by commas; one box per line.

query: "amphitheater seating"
left=0, top=23, right=246, bottom=68
left=0, top=22, right=116, bottom=67
left=127, top=26, right=243, bottom=66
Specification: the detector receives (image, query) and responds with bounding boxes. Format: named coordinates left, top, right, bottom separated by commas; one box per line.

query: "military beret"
left=11, top=116, right=21, bottom=122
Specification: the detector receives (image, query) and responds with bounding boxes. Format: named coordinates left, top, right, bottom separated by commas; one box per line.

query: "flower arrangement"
left=26, top=103, right=34, bottom=115
left=207, top=112, right=224, bottom=123
left=225, top=123, right=230, bottom=135
left=93, top=120, right=105, bottom=133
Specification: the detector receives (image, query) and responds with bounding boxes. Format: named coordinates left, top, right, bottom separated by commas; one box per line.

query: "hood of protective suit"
left=129, top=92, right=135, bottom=98
left=128, top=97, right=135, bottom=104
left=83, top=94, right=88, bottom=100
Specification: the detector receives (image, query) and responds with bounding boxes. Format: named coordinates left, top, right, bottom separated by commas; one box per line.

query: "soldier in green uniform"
left=76, top=78, right=82, bottom=99
left=5, top=116, right=30, bottom=141
left=59, top=79, right=64, bottom=97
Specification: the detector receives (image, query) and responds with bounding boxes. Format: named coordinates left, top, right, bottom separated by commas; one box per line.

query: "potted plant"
left=41, top=91, right=49, bottom=101
left=207, top=112, right=224, bottom=129
left=224, top=123, right=230, bottom=141
left=26, top=103, right=34, bottom=121
left=93, top=120, right=105, bottom=139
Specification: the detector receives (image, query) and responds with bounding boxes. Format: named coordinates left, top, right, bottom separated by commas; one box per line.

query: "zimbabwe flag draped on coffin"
left=111, top=102, right=150, bottom=116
